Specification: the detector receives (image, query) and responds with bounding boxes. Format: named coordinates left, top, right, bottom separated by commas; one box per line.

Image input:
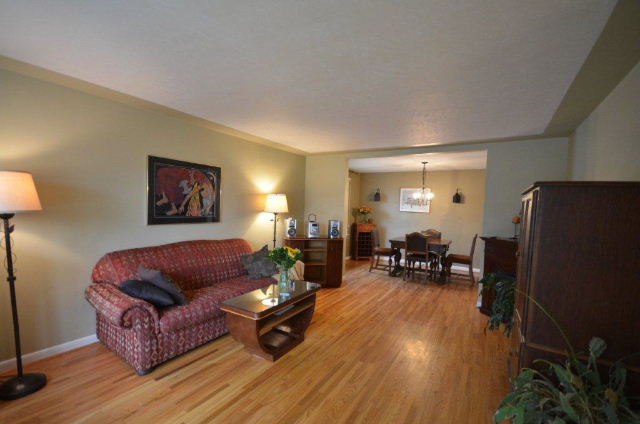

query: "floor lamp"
left=0, top=171, right=47, bottom=400
left=264, top=194, right=288, bottom=248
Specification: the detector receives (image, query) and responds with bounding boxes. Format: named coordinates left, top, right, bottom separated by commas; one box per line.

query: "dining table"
left=388, top=237, right=452, bottom=281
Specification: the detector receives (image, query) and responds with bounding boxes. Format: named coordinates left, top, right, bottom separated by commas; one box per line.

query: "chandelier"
left=411, top=161, right=434, bottom=206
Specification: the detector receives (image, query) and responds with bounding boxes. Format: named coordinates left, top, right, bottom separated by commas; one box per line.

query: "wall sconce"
left=373, top=188, right=381, bottom=202
left=452, top=188, right=463, bottom=204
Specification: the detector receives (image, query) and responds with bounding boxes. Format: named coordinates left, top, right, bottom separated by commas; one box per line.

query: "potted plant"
left=495, top=337, right=639, bottom=423
left=356, top=206, right=373, bottom=224
left=480, top=272, right=516, bottom=336
left=482, top=273, right=640, bottom=423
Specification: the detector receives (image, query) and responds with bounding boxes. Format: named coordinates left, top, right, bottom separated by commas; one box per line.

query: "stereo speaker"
left=286, top=218, right=297, bottom=237
left=328, top=220, right=341, bottom=239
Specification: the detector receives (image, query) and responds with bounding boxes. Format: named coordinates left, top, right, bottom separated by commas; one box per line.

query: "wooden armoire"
left=511, top=182, right=640, bottom=389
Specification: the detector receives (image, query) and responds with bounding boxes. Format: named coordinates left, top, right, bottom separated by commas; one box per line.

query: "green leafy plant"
left=495, top=337, right=640, bottom=423
left=486, top=281, right=640, bottom=423
left=480, top=272, right=516, bottom=336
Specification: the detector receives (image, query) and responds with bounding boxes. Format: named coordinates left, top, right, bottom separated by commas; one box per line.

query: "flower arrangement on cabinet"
left=356, top=206, right=373, bottom=223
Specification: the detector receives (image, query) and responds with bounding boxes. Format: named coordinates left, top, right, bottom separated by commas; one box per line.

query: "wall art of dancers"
left=147, top=156, right=221, bottom=224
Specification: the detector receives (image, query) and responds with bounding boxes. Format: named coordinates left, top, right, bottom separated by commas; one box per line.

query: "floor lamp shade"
left=265, top=194, right=288, bottom=248
left=264, top=193, right=288, bottom=213
left=0, top=171, right=42, bottom=213
left=0, top=170, right=46, bottom=400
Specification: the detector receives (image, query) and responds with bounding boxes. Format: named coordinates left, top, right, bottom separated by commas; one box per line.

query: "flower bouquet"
left=357, top=206, right=373, bottom=223
left=267, top=246, right=302, bottom=293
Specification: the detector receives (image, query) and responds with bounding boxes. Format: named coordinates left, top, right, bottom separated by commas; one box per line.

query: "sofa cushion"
left=91, top=239, right=254, bottom=290
left=119, top=280, right=175, bottom=308
left=241, top=245, right=278, bottom=278
left=158, top=275, right=275, bottom=333
left=138, top=266, right=189, bottom=305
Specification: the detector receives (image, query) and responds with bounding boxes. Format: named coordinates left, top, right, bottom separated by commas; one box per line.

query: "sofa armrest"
left=85, top=283, right=159, bottom=329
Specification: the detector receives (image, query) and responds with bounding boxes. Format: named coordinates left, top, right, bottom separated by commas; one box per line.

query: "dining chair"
left=445, top=234, right=478, bottom=285
left=403, top=233, right=441, bottom=282
left=403, top=232, right=428, bottom=281
left=369, top=229, right=394, bottom=273
left=422, top=228, right=442, bottom=239
left=427, top=242, right=446, bottom=280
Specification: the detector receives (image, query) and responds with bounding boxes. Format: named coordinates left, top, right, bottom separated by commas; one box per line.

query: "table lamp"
left=264, top=193, right=288, bottom=248
left=0, top=171, right=47, bottom=400
left=511, top=215, right=521, bottom=240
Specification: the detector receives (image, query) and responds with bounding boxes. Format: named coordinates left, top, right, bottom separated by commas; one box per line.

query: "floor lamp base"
left=0, top=373, right=47, bottom=400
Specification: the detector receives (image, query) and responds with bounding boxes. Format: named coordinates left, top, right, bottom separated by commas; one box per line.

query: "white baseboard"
left=0, top=334, right=98, bottom=373
left=451, top=264, right=481, bottom=274
left=396, top=259, right=480, bottom=274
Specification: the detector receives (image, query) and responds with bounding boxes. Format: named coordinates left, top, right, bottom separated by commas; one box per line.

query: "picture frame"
left=147, top=156, right=221, bottom=224
left=399, top=188, right=431, bottom=213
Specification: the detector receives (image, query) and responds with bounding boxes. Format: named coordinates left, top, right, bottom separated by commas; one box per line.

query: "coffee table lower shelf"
left=261, top=329, right=301, bottom=350
left=223, top=295, right=316, bottom=361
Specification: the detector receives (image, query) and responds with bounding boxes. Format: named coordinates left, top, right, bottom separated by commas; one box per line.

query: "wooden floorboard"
left=0, top=260, right=509, bottom=423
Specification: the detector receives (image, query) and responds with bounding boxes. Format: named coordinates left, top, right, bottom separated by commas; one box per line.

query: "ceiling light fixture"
left=412, top=161, right=434, bottom=205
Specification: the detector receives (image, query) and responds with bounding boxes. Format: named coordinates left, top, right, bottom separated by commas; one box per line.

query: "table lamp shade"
left=0, top=171, right=42, bottom=213
left=264, top=193, right=288, bottom=213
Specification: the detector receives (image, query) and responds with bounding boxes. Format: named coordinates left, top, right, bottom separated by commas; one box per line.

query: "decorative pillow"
left=138, top=266, right=189, bottom=305
left=241, top=245, right=278, bottom=279
left=119, top=280, right=175, bottom=308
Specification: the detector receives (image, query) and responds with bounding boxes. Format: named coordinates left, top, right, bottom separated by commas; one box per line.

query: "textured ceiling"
left=0, top=1, right=616, bottom=153
left=349, top=151, right=487, bottom=173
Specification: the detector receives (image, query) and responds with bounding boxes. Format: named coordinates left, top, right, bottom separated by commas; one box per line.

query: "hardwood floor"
left=0, top=261, right=509, bottom=423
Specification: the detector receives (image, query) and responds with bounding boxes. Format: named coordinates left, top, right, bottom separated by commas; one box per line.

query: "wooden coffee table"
left=220, top=281, right=320, bottom=361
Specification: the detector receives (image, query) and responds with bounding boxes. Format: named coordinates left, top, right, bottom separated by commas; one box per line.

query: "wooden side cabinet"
left=351, top=223, right=375, bottom=260
left=284, top=237, right=344, bottom=288
left=479, top=237, right=518, bottom=316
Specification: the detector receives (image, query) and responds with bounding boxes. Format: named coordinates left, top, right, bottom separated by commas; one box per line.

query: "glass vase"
left=279, top=268, right=291, bottom=295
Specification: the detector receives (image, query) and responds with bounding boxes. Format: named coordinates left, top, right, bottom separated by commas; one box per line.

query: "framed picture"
left=399, top=188, right=431, bottom=213
left=147, top=156, right=221, bottom=224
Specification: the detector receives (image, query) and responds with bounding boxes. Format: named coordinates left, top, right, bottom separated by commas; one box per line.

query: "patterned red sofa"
left=85, top=239, right=274, bottom=374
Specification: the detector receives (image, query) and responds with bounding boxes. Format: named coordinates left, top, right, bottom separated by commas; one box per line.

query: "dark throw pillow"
left=119, top=280, right=175, bottom=308
left=138, top=266, right=189, bottom=305
left=241, top=245, right=278, bottom=279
